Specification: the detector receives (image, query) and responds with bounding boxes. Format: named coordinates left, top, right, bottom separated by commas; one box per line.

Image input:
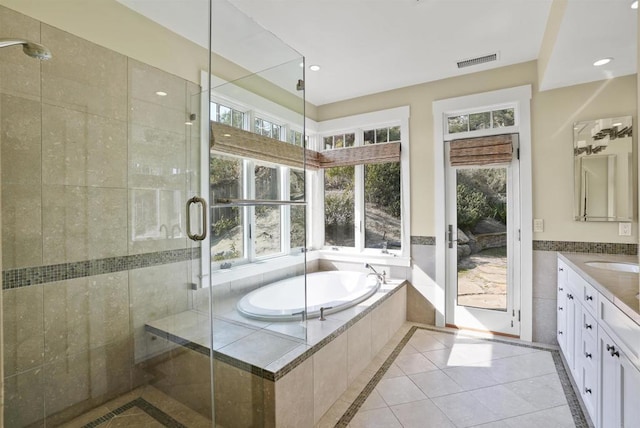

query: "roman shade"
left=211, top=122, right=400, bottom=170
left=211, top=122, right=320, bottom=169
left=449, top=134, right=513, bottom=166
left=317, top=142, right=401, bottom=168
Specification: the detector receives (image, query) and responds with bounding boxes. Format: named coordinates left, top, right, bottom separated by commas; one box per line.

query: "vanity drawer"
left=582, top=309, right=597, bottom=341
left=581, top=363, right=598, bottom=423
left=568, top=269, right=598, bottom=316
left=557, top=259, right=568, bottom=288
left=599, top=297, right=640, bottom=369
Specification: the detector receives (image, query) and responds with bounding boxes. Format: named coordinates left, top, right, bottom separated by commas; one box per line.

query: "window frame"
left=315, top=106, right=411, bottom=260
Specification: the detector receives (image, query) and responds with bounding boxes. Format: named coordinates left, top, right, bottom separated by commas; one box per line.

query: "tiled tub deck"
left=144, top=279, right=408, bottom=426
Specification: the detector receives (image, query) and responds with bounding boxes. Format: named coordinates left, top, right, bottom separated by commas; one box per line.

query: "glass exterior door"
left=445, top=138, right=521, bottom=336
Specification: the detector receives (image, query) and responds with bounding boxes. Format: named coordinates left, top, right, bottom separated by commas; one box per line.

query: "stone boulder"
left=472, top=218, right=506, bottom=234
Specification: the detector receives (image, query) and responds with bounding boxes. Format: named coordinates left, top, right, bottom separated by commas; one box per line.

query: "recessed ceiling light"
left=632, top=0, right=638, bottom=9
left=309, top=65, right=321, bottom=72
left=593, top=57, right=612, bottom=67
left=155, top=91, right=168, bottom=96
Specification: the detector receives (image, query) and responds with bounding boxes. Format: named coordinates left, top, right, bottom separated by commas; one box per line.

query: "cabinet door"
left=565, top=287, right=577, bottom=370
left=620, top=350, right=640, bottom=428
left=557, top=283, right=567, bottom=352
left=599, top=327, right=618, bottom=428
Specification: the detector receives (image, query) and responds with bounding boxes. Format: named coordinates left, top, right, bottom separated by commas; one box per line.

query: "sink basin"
left=584, top=261, right=640, bottom=273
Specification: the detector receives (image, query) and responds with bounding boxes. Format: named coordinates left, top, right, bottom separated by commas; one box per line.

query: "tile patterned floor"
left=328, top=324, right=589, bottom=428
left=65, top=323, right=589, bottom=428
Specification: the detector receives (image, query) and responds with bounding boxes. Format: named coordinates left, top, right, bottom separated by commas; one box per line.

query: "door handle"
left=186, top=196, right=207, bottom=241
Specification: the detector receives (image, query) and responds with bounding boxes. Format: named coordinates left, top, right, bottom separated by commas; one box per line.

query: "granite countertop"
left=558, top=252, right=640, bottom=325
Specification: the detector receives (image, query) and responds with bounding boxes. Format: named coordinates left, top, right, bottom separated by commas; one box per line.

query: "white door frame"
left=433, top=85, right=533, bottom=341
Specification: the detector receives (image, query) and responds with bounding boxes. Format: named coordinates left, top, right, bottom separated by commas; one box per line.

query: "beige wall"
left=318, top=63, right=638, bottom=243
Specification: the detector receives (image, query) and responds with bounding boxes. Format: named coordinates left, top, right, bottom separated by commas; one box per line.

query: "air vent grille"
left=457, top=53, right=498, bottom=69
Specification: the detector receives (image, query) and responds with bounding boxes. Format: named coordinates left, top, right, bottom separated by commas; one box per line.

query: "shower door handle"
left=186, top=196, right=207, bottom=241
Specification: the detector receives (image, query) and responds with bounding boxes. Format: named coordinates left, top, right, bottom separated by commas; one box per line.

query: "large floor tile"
left=390, top=399, right=456, bottom=428
left=409, top=370, right=465, bottom=398
left=432, top=391, right=501, bottom=427
left=470, top=384, right=538, bottom=419
left=501, top=405, right=575, bottom=428
left=375, top=376, right=427, bottom=406
left=394, top=352, right=439, bottom=375
left=348, top=407, right=402, bottom=428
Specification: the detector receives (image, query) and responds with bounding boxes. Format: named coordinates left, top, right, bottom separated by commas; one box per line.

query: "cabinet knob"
left=559, top=307, right=563, bottom=311
left=559, top=268, right=564, bottom=271
left=585, top=295, right=593, bottom=301
left=607, top=344, right=620, bottom=357
left=558, top=331, right=563, bottom=335
left=567, top=293, right=574, bottom=300
left=585, top=323, right=592, bottom=330
left=585, top=388, right=592, bottom=394
left=585, top=352, right=592, bottom=359
left=559, top=287, right=564, bottom=291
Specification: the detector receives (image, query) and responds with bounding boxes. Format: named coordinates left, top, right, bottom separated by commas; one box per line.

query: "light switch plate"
left=619, top=222, right=632, bottom=236
left=533, top=219, right=544, bottom=233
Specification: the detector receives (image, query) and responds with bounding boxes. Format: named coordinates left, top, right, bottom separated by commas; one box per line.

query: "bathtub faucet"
left=364, top=263, right=386, bottom=284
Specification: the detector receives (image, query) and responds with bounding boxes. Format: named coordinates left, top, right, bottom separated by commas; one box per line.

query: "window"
left=324, top=166, right=355, bottom=247
left=254, top=163, right=281, bottom=257
left=210, top=155, right=244, bottom=262
left=322, top=124, right=403, bottom=253
left=211, top=102, right=244, bottom=129
left=290, top=169, right=305, bottom=248
left=447, top=107, right=515, bottom=134
left=255, top=117, right=283, bottom=140
left=288, top=129, right=304, bottom=147
left=323, top=133, right=355, bottom=150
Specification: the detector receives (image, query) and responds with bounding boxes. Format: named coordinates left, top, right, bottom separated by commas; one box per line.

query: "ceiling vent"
left=457, top=53, right=498, bottom=69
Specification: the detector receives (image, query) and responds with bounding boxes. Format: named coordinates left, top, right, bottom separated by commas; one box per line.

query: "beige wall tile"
left=213, top=359, right=265, bottom=427
left=4, top=367, right=44, bottom=427
left=41, top=25, right=127, bottom=120
left=42, top=104, right=127, bottom=188
left=533, top=250, right=558, bottom=299
left=313, top=333, right=348, bottom=424
left=129, top=262, right=189, bottom=362
left=347, top=312, right=372, bottom=385
left=129, top=59, right=188, bottom=111
left=1, top=94, right=41, bottom=186
left=43, top=339, right=132, bottom=421
left=371, top=295, right=393, bottom=356
left=3, top=285, right=44, bottom=377
left=275, top=358, right=314, bottom=427
left=42, top=185, right=127, bottom=264
left=2, top=183, right=43, bottom=268
left=127, top=188, right=188, bottom=255
left=43, top=272, right=130, bottom=364
left=0, top=6, right=41, bottom=99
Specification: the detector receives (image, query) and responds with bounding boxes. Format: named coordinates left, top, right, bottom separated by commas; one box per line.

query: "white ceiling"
left=119, top=0, right=637, bottom=107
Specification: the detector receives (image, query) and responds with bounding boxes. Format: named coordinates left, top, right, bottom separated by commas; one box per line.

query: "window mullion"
left=281, top=167, right=290, bottom=254
left=245, top=160, right=255, bottom=262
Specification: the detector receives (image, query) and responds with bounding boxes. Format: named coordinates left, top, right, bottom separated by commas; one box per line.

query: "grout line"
left=81, top=397, right=187, bottom=428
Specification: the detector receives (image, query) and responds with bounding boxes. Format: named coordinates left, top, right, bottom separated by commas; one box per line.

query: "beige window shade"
left=211, top=122, right=320, bottom=169
left=449, top=135, right=513, bottom=166
left=318, top=142, right=401, bottom=168
left=211, top=122, right=399, bottom=170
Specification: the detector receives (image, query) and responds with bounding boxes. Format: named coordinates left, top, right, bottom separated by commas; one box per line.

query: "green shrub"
left=365, top=162, right=401, bottom=217
left=325, top=191, right=354, bottom=226
left=456, top=182, right=490, bottom=230
left=212, top=216, right=238, bottom=236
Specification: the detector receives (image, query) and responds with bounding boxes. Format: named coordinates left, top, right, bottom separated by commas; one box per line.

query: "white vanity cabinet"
left=556, top=255, right=640, bottom=428
left=598, top=326, right=640, bottom=428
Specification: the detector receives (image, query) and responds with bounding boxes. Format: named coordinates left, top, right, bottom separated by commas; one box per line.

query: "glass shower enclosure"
left=1, top=0, right=307, bottom=426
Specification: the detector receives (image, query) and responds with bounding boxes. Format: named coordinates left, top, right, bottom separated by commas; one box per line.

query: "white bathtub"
left=236, top=271, right=380, bottom=321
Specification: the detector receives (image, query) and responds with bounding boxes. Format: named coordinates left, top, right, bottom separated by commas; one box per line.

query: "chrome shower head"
left=0, top=38, right=52, bottom=60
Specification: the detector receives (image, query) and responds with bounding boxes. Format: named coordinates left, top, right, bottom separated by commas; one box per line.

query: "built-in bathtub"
left=236, top=271, right=380, bottom=321
left=145, top=271, right=408, bottom=426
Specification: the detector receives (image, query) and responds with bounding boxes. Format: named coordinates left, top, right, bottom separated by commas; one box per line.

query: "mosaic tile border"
left=146, top=282, right=407, bottom=382
left=411, top=235, right=436, bottom=245
left=2, top=247, right=201, bottom=290
left=334, top=325, right=589, bottom=428
left=82, top=397, right=186, bottom=428
left=533, top=240, right=638, bottom=255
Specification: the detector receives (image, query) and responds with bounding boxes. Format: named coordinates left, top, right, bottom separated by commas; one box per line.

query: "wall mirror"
left=573, top=116, right=633, bottom=222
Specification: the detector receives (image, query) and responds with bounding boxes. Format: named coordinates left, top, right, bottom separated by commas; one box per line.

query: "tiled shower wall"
left=0, top=6, right=203, bottom=426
